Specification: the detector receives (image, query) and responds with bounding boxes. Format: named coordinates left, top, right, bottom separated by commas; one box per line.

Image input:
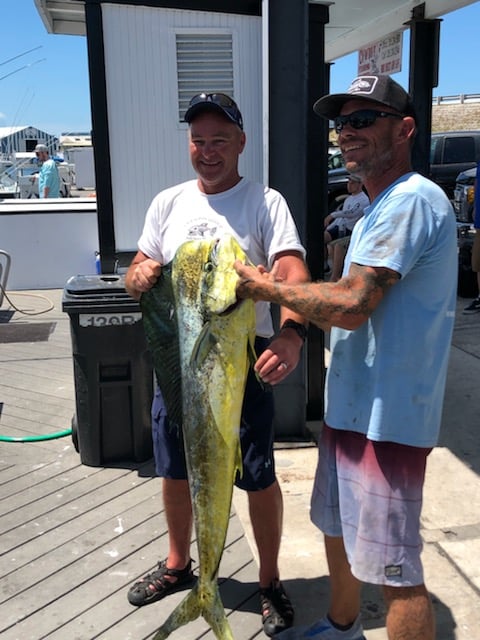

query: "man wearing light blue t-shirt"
left=35, top=144, right=60, bottom=198
left=235, top=75, right=457, bottom=640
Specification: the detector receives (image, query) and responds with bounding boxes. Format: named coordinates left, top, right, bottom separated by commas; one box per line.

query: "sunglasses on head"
left=334, top=109, right=403, bottom=134
left=188, top=93, right=243, bottom=129
left=189, top=92, right=236, bottom=108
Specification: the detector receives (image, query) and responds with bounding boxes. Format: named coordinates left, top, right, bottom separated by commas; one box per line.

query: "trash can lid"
left=64, top=274, right=128, bottom=296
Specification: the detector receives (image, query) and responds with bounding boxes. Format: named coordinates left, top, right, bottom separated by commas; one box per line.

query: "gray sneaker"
left=274, top=615, right=365, bottom=640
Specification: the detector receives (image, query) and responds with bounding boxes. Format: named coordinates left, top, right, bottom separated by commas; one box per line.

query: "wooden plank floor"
left=0, top=289, right=262, bottom=640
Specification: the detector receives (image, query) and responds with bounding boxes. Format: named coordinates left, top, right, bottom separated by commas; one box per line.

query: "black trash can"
left=62, top=274, right=153, bottom=466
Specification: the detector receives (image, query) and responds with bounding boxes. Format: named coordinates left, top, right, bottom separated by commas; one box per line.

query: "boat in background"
left=0, top=159, right=20, bottom=199
left=0, top=153, right=74, bottom=199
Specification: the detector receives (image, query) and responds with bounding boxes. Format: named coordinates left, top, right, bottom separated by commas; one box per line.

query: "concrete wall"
left=432, top=102, right=480, bottom=132
left=0, top=200, right=99, bottom=291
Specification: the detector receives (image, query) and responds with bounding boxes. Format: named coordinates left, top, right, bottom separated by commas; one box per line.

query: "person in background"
left=234, top=74, right=457, bottom=640
left=125, top=92, right=310, bottom=637
left=34, top=143, right=60, bottom=198
left=463, top=161, right=480, bottom=313
left=323, top=174, right=369, bottom=281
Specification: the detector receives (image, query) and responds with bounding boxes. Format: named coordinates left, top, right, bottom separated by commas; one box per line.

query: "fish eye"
left=206, top=244, right=221, bottom=271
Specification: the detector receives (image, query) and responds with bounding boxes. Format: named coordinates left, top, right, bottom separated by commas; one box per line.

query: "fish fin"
left=151, top=584, right=202, bottom=640
left=140, top=267, right=183, bottom=430
left=202, top=586, right=235, bottom=640
left=247, top=333, right=257, bottom=369
left=247, top=328, right=266, bottom=389
left=235, top=439, right=243, bottom=480
left=190, top=322, right=216, bottom=368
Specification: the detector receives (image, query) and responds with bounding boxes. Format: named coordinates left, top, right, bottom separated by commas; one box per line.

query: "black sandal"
left=260, top=580, right=294, bottom=637
left=127, top=559, right=195, bottom=606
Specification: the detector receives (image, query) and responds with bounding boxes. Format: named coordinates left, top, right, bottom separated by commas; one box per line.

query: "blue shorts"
left=311, top=425, right=431, bottom=587
left=327, top=225, right=352, bottom=242
left=151, top=337, right=276, bottom=492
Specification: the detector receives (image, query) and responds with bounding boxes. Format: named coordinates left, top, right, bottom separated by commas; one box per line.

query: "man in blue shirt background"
left=35, top=144, right=60, bottom=198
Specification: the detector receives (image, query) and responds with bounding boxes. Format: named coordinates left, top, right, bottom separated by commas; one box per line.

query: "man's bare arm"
left=125, top=250, right=162, bottom=300
left=235, top=261, right=399, bottom=332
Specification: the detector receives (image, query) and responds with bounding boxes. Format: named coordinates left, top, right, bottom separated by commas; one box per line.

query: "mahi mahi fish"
left=140, top=235, right=257, bottom=640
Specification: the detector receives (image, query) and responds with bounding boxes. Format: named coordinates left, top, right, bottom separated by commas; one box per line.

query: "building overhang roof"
left=34, top=0, right=477, bottom=60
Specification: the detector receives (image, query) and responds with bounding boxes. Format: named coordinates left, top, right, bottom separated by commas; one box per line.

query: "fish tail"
left=150, top=582, right=234, bottom=640
left=202, top=585, right=235, bottom=640
left=150, top=585, right=202, bottom=640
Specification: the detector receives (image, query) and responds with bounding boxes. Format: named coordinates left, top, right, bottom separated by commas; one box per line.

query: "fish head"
left=172, top=234, right=250, bottom=317
left=201, top=235, right=247, bottom=315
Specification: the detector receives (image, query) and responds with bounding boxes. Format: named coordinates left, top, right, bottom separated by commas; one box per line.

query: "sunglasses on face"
left=334, top=109, right=403, bottom=134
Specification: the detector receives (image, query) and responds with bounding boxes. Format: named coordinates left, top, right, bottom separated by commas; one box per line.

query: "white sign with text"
left=358, top=31, right=403, bottom=76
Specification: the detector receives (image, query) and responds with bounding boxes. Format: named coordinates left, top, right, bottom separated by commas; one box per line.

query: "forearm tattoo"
left=251, top=263, right=398, bottom=331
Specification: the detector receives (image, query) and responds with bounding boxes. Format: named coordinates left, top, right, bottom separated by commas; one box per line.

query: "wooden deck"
left=0, top=289, right=262, bottom=640
left=3, top=285, right=479, bottom=640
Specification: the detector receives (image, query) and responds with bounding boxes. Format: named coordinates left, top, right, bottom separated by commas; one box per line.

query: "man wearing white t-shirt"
left=324, top=175, right=369, bottom=281
left=125, top=93, right=309, bottom=637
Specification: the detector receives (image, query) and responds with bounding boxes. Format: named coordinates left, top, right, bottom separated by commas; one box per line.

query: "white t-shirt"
left=138, top=178, right=306, bottom=337
left=330, top=190, right=369, bottom=231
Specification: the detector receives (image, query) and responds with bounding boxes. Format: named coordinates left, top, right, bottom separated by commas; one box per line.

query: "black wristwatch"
left=280, top=319, right=307, bottom=342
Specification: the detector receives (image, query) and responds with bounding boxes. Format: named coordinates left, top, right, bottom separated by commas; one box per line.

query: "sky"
left=1, top=0, right=480, bottom=138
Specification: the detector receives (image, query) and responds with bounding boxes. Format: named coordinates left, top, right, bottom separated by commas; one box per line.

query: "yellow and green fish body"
left=140, top=235, right=256, bottom=639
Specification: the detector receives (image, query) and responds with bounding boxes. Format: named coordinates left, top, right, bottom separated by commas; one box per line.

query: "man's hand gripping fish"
left=140, top=235, right=257, bottom=640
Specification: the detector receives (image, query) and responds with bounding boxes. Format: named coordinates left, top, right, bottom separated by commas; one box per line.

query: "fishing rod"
left=0, top=58, right=46, bottom=82
left=0, top=45, right=43, bottom=67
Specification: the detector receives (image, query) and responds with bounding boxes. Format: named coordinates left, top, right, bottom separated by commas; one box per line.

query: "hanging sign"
left=357, top=30, right=403, bottom=76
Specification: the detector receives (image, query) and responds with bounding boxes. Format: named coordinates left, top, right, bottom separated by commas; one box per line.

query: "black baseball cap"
left=184, top=92, right=244, bottom=130
left=313, top=75, right=416, bottom=119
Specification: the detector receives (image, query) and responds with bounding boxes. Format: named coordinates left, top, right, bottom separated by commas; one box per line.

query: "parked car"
left=327, top=131, right=480, bottom=210
left=327, top=150, right=349, bottom=211
left=0, top=160, right=20, bottom=199
left=453, top=166, right=477, bottom=223
left=328, top=149, right=344, bottom=170
left=428, top=131, right=480, bottom=200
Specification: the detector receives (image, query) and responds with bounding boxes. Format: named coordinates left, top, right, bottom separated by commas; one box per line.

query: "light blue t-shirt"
left=325, top=172, right=457, bottom=447
left=38, top=158, right=60, bottom=198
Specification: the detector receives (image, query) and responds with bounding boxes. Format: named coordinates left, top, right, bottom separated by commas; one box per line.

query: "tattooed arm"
left=234, top=261, right=399, bottom=332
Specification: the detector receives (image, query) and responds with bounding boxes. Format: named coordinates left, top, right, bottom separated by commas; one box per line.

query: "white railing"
left=433, top=94, right=480, bottom=105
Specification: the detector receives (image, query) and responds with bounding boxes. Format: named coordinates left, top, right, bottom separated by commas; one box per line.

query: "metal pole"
left=407, top=9, right=441, bottom=177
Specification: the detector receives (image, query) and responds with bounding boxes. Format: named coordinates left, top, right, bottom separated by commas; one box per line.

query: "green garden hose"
left=0, top=429, right=72, bottom=443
